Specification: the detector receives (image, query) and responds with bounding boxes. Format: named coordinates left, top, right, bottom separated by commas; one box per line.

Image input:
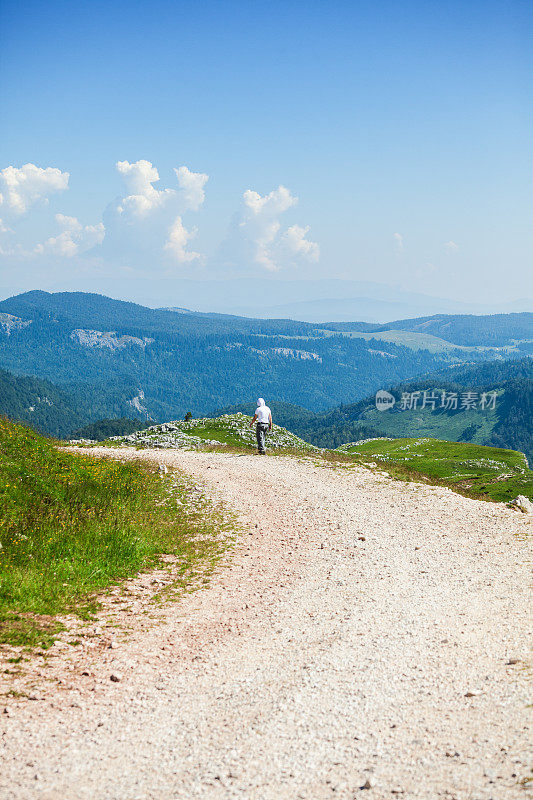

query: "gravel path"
left=1, top=449, right=531, bottom=800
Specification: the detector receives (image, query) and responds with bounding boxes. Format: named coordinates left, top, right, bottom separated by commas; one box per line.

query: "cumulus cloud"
left=164, top=217, right=202, bottom=263
left=393, top=232, right=404, bottom=252
left=283, top=224, right=319, bottom=262
left=444, top=240, right=459, bottom=253
left=243, top=185, right=297, bottom=217
left=116, top=160, right=174, bottom=220
left=174, top=166, right=208, bottom=212
left=230, top=185, right=318, bottom=271
left=103, top=159, right=208, bottom=265
left=0, top=163, right=69, bottom=215
left=34, top=214, right=105, bottom=258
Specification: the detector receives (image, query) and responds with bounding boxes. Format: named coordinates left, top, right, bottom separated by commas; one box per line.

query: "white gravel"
left=1, top=448, right=531, bottom=800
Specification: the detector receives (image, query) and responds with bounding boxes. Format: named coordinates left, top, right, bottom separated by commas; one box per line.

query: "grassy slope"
left=337, top=438, right=533, bottom=502
left=309, top=357, right=532, bottom=459
left=318, top=328, right=476, bottom=353
left=106, top=413, right=317, bottom=451
left=0, top=419, right=234, bottom=648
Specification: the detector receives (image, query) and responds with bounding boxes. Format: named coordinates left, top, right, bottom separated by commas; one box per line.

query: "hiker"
left=250, top=397, right=272, bottom=454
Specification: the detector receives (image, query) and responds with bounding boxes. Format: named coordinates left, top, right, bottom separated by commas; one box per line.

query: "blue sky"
left=0, top=0, right=531, bottom=309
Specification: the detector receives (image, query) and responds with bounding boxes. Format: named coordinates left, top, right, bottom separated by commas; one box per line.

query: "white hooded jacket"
left=255, top=398, right=271, bottom=424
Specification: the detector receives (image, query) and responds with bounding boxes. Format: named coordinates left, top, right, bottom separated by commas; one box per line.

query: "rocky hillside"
left=97, top=413, right=317, bottom=451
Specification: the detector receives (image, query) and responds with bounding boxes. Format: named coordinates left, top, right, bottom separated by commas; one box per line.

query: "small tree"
left=184, top=411, right=192, bottom=421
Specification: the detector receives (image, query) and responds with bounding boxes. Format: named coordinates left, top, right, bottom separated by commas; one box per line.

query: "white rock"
left=510, top=495, right=533, bottom=514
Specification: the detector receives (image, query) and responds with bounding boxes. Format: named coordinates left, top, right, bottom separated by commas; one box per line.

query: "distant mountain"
left=0, top=291, right=530, bottom=437
left=242, top=297, right=445, bottom=324
left=150, top=278, right=532, bottom=322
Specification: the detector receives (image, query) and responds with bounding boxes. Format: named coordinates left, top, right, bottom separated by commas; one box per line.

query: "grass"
left=317, top=327, right=529, bottom=354
left=337, top=437, right=533, bottom=502
left=0, top=418, right=235, bottom=648
left=104, top=412, right=316, bottom=451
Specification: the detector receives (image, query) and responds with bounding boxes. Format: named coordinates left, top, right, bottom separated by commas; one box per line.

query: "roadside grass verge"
left=0, top=418, right=235, bottom=649
left=336, top=437, right=533, bottom=503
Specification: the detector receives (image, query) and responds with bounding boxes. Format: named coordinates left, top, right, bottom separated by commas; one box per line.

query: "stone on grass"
left=509, top=495, right=533, bottom=514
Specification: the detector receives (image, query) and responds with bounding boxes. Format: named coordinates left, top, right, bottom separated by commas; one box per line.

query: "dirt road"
left=1, top=449, right=531, bottom=800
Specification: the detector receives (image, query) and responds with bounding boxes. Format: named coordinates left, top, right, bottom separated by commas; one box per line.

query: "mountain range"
left=153, top=278, right=532, bottom=321
left=0, top=290, right=531, bottom=453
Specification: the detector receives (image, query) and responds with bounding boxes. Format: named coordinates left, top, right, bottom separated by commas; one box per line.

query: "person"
left=249, top=397, right=272, bottom=454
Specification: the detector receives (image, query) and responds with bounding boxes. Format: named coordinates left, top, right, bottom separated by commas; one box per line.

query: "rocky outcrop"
left=70, top=329, right=154, bottom=350
left=109, top=413, right=317, bottom=451
left=0, top=313, right=32, bottom=335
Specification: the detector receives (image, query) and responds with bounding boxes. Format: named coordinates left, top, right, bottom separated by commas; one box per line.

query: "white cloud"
left=164, top=217, right=202, bottom=263
left=114, top=160, right=208, bottom=222
left=102, top=160, right=208, bottom=266
left=393, top=232, right=404, bottom=252
left=231, top=185, right=317, bottom=271
left=34, top=214, right=105, bottom=258
left=243, top=185, right=297, bottom=217
left=174, top=166, right=208, bottom=212
left=115, top=159, right=174, bottom=220
left=55, top=213, right=82, bottom=231
left=444, top=240, right=459, bottom=253
left=0, top=163, right=69, bottom=215
left=283, top=224, right=319, bottom=262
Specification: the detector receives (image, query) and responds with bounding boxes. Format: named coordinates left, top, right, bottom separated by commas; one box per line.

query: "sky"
left=0, top=0, right=532, bottom=310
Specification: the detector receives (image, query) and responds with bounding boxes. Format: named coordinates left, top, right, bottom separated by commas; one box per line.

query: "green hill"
left=336, top=437, right=533, bottom=503
left=318, top=312, right=533, bottom=348
left=104, top=413, right=316, bottom=451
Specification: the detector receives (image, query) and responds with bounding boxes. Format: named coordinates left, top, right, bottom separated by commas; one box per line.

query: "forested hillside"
left=0, top=369, right=85, bottom=438
left=2, top=290, right=518, bottom=422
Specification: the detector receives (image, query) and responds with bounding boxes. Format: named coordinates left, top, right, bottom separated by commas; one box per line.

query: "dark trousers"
left=256, top=422, right=269, bottom=453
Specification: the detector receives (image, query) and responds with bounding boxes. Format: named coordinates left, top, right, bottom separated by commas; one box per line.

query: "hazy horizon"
left=2, top=279, right=532, bottom=325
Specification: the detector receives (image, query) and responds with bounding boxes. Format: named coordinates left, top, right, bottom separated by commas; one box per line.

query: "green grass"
left=0, top=418, right=234, bottom=648
left=337, top=437, right=533, bottom=502
left=178, top=419, right=251, bottom=447
left=105, top=412, right=316, bottom=451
